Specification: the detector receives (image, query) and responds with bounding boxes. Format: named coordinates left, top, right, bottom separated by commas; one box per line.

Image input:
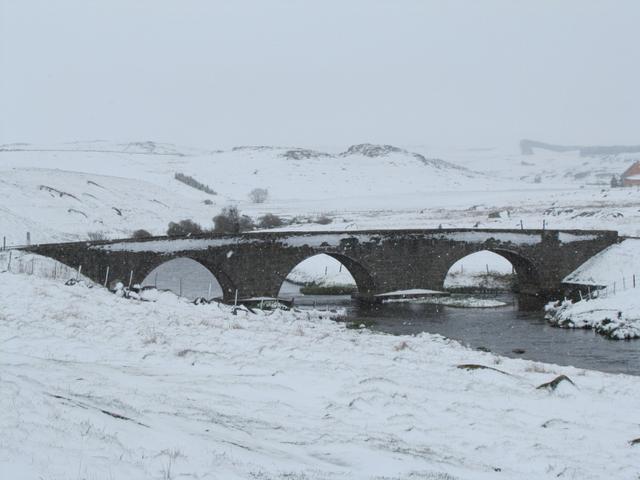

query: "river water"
left=282, top=285, right=640, bottom=376
left=143, top=260, right=640, bottom=376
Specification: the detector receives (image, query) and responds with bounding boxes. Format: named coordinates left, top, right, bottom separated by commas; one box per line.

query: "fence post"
left=128, top=270, right=134, bottom=289
left=104, top=266, right=110, bottom=288
left=26, top=232, right=31, bottom=246
left=7, top=251, right=12, bottom=271
left=208, top=282, right=212, bottom=298
left=179, top=278, right=183, bottom=297
left=2, top=236, right=5, bottom=251
left=76, top=265, right=82, bottom=281
left=234, top=289, right=238, bottom=307
left=520, top=220, right=523, bottom=230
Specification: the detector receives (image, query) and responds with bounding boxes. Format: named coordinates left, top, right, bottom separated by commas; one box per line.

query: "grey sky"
left=1, top=0, right=638, bottom=149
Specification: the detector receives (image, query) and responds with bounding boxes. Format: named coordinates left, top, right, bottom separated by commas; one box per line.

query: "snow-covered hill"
left=2, top=140, right=640, bottom=246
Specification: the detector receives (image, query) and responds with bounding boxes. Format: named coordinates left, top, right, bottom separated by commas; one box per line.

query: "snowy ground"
left=546, top=288, right=640, bottom=340
left=2, top=272, right=640, bottom=479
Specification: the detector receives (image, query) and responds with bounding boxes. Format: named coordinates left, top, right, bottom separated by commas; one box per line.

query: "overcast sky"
left=1, top=0, right=638, bottom=150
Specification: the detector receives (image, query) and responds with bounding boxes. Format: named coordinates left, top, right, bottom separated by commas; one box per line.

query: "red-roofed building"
left=622, top=161, right=640, bottom=187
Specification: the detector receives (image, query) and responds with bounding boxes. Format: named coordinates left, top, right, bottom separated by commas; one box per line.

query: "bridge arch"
left=441, top=248, right=541, bottom=295
left=138, top=256, right=235, bottom=300
left=278, top=252, right=376, bottom=298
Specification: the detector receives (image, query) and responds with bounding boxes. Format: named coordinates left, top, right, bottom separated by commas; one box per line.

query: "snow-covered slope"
left=2, top=141, right=640, bottom=246
left=0, top=168, right=217, bottom=245
left=2, top=271, right=640, bottom=479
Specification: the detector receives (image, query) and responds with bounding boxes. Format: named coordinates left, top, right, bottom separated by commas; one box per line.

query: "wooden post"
left=179, top=278, right=183, bottom=297
left=26, top=232, right=31, bottom=245
left=520, top=220, right=523, bottom=230
left=208, top=282, right=212, bottom=298
left=155, top=272, right=159, bottom=287
left=234, top=289, right=238, bottom=307
left=128, top=270, right=133, bottom=288
left=2, top=236, right=5, bottom=251
left=76, top=265, right=82, bottom=281
left=7, top=251, right=12, bottom=271
left=104, top=266, right=110, bottom=287
left=579, top=290, right=583, bottom=301
left=542, top=219, right=546, bottom=230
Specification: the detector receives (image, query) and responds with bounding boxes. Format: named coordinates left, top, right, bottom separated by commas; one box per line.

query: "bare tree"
left=248, top=188, right=269, bottom=203
left=213, top=206, right=254, bottom=233
left=167, top=219, right=204, bottom=236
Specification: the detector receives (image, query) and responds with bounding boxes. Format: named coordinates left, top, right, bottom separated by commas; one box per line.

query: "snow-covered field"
left=2, top=141, right=640, bottom=247
left=2, top=271, right=640, bottom=479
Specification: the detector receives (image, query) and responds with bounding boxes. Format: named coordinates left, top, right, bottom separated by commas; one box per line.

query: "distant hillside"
left=0, top=141, right=503, bottom=243
left=520, top=139, right=640, bottom=157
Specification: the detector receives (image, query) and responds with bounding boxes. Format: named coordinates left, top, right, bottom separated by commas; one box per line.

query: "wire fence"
left=579, top=273, right=638, bottom=302
left=1, top=251, right=79, bottom=281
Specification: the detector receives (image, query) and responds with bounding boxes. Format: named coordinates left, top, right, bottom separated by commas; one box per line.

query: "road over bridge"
left=24, top=228, right=619, bottom=307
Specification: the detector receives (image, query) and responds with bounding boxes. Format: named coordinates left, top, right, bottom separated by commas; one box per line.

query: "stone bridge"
left=25, top=228, right=619, bottom=306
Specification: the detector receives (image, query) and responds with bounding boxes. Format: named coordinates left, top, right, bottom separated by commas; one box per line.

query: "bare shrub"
left=258, top=213, right=284, bottom=229
left=315, top=214, right=332, bottom=225
left=248, top=188, right=269, bottom=203
left=213, top=206, right=254, bottom=234
left=87, top=231, right=107, bottom=241
left=132, top=229, right=152, bottom=239
left=167, top=219, right=204, bottom=237
left=174, top=172, right=216, bottom=195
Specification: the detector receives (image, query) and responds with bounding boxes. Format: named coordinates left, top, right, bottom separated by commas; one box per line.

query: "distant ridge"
left=520, top=139, right=640, bottom=157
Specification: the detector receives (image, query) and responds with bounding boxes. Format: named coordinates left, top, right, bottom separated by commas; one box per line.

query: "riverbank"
left=1, top=272, right=640, bottom=479
left=546, top=289, right=640, bottom=339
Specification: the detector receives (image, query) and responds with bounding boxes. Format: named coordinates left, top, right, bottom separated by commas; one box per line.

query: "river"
left=143, top=260, right=640, bottom=376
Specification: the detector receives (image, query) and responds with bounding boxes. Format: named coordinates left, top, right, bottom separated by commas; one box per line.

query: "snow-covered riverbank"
left=546, top=290, right=640, bottom=340
left=1, top=272, right=639, bottom=479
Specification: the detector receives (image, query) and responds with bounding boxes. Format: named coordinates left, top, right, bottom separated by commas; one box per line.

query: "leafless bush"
left=248, top=188, right=269, bottom=203
left=258, top=213, right=284, bottom=229
left=315, top=214, right=332, bottom=225
left=174, top=172, right=216, bottom=195
left=132, top=229, right=152, bottom=239
left=213, top=206, right=254, bottom=234
left=87, top=231, right=107, bottom=241
left=167, top=219, right=204, bottom=237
